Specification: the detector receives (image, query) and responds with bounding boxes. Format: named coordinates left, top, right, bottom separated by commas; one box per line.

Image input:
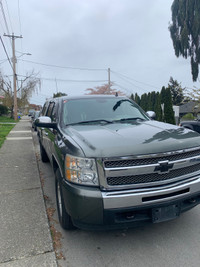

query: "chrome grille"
left=107, top=163, right=200, bottom=186
left=100, top=147, right=200, bottom=189
left=104, top=149, right=200, bottom=168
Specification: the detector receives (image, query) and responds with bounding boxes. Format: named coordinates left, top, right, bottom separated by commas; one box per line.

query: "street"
left=32, top=130, right=200, bottom=267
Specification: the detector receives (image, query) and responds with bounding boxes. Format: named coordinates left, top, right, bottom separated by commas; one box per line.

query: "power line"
left=112, top=73, right=148, bottom=92
left=111, top=70, right=160, bottom=90
left=17, top=74, right=107, bottom=83
left=4, top=0, right=13, bottom=33
left=17, top=0, right=22, bottom=35
left=113, top=82, right=133, bottom=95
left=17, top=0, right=24, bottom=73
left=0, top=0, right=12, bottom=50
left=19, top=59, right=107, bottom=71
left=112, top=72, right=150, bottom=93
left=0, top=0, right=10, bottom=35
left=0, top=17, right=11, bottom=52
left=0, top=13, right=6, bottom=32
left=0, top=35, right=13, bottom=70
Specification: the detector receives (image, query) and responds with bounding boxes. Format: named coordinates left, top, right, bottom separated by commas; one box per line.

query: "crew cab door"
left=43, top=101, right=57, bottom=160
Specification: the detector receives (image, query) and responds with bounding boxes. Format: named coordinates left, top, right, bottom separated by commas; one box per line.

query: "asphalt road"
left=32, top=130, right=200, bottom=267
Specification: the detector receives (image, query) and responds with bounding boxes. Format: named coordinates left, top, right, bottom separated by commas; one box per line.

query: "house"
left=179, top=101, right=199, bottom=118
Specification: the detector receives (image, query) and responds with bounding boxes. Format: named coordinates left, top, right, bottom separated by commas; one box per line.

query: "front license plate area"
left=152, top=204, right=180, bottom=223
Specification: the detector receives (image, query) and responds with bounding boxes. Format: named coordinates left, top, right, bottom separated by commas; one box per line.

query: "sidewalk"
left=0, top=116, right=57, bottom=267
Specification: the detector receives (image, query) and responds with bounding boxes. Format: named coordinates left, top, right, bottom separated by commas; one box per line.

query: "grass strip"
left=0, top=124, right=15, bottom=148
left=0, top=116, right=19, bottom=123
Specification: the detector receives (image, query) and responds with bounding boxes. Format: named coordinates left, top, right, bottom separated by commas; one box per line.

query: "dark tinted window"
left=46, top=102, right=55, bottom=118
left=41, top=102, right=49, bottom=116
left=51, top=103, right=57, bottom=122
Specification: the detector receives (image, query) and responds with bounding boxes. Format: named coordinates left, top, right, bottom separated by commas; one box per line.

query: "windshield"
left=62, top=97, right=149, bottom=125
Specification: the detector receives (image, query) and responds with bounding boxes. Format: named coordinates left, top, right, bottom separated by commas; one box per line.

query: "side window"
left=41, top=102, right=49, bottom=116
left=46, top=102, right=56, bottom=121
left=51, top=103, right=57, bottom=122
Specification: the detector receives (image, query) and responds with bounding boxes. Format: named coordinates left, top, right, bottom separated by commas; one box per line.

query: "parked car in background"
left=180, top=120, right=200, bottom=134
left=28, top=109, right=35, bottom=117
left=31, top=110, right=40, bottom=131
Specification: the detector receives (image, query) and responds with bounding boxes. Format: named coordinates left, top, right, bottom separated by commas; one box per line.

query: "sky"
left=0, top=0, right=198, bottom=106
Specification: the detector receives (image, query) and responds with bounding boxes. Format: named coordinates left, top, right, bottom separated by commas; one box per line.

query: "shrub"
left=0, top=104, right=8, bottom=116
left=181, top=113, right=195, bottom=121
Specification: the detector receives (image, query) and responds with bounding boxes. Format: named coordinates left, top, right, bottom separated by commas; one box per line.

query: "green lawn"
left=0, top=116, right=19, bottom=123
left=0, top=124, right=15, bottom=148
left=0, top=116, right=17, bottom=148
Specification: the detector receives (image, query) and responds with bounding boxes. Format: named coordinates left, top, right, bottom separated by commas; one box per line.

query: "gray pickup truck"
left=36, top=95, right=200, bottom=230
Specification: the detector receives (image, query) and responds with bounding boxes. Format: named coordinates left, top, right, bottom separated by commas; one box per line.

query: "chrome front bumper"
left=102, top=176, right=200, bottom=209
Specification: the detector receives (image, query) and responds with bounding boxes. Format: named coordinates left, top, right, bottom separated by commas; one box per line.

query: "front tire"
left=55, top=169, right=74, bottom=230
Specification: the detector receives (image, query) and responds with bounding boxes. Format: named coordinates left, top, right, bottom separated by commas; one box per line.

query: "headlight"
left=65, top=155, right=99, bottom=186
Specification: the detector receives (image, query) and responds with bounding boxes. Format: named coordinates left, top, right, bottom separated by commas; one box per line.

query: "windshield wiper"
left=67, top=119, right=113, bottom=126
left=114, top=117, right=146, bottom=122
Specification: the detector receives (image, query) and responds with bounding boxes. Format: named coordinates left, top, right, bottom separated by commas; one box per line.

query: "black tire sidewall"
left=55, top=169, right=74, bottom=230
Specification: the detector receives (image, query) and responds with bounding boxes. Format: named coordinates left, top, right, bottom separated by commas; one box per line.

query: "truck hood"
left=63, top=120, right=200, bottom=158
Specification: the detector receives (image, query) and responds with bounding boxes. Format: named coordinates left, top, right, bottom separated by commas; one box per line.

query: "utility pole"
left=108, top=68, right=111, bottom=93
left=55, top=78, right=58, bottom=93
left=4, top=33, right=23, bottom=121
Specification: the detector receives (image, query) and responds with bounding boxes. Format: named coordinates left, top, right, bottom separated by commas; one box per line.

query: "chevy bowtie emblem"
left=154, top=161, right=174, bottom=173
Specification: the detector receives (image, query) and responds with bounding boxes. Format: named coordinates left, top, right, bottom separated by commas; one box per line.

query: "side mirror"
left=35, top=116, right=57, bottom=129
left=146, top=111, right=156, bottom=120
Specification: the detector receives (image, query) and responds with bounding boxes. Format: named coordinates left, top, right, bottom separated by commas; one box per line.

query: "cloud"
left=0, top=0, right=197, bottom=105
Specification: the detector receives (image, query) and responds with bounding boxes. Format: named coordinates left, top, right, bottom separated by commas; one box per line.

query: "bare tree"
left=0, top=71, right=41, bottom=118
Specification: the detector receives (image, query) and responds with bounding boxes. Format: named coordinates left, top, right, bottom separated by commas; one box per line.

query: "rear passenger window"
left=41, top=102, right=49, bottom=116
left=51, top=105, right=57, bottom=122
left=46, top=102, right=56, bottom=121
